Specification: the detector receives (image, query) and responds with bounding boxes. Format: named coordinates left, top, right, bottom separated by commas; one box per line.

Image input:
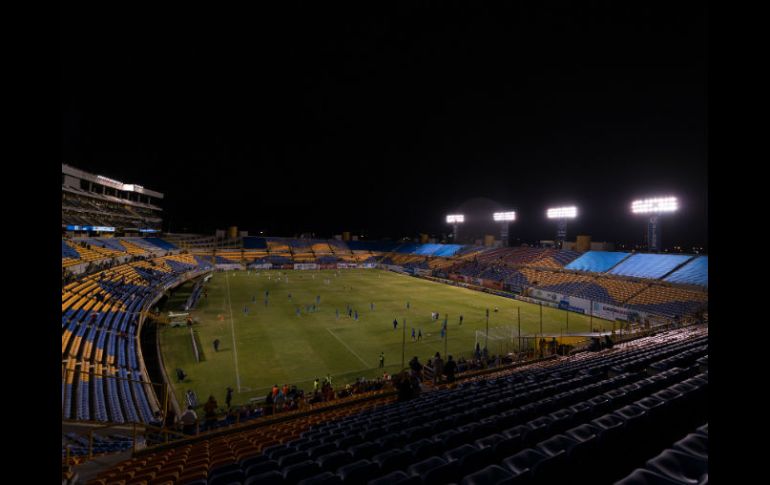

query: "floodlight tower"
left=493, top=211, right=516, bottom=247
left=546, top=206, right=578, bottom=248
left=631, top=196, right=678, bottom=252
left=446, top=214, right=465, bottom=243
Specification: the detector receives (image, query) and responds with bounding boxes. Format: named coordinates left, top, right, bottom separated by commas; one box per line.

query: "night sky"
left=61, top=2, right=707, bottom=249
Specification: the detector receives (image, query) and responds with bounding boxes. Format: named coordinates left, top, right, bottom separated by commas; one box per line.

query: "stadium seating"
left=608, top=253, right=694, bottom=280
left=311, top=242, right=334, bottom=255
left=243, top=237, right=268, bottom=249
left=144, top=237, right=179, bottom=251
left=87, top=326, right=707, bottom=484
left=570, top=278, right=649, bottom=306
left=615, top=424, right=708, bottom=484
left=62, top=240, right=81, bottom=259
left=62, top=253, right=213, bottom=426
left=266, top=238, right=291, bottom=254
left=529, top=249, right=583, bottom=269
left=214, top=251, right=243, bottom=264
left=565, top=251, right=631, bottom=273
left=524, top=269, right=596, bottom=295
left=626, top=286, right=708, bottom=318
left=328, top=240, right=352, bottom=255
left=664, top=256, right=708, bottom=287
left=432, top=244, right=463, bottom=258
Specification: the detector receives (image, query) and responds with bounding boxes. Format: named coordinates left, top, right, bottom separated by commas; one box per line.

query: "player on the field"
left=411, top=328, right=416, bottom=341
left=417, top=329, right=422, bottom=341
left=393, top=318, right=398, bottom=330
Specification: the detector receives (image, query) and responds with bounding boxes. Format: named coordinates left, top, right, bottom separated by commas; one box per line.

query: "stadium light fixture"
left=546, top=206, right=578, bottom=219
left=631, top=196, right=678, bottom=214
left=493, top=211, right=516, bottom=221
left=630, top=196, right=679, bottom=252
left=446, top=214, right=464, bottom=242
left=546, top=206, right=578, bottom=248
left=493, top=211, right=516, bottom=247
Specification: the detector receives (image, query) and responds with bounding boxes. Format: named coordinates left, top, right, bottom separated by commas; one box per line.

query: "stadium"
left=61, top=4, right=707, bottom=485
left=62, top=165, right=708, bottom=485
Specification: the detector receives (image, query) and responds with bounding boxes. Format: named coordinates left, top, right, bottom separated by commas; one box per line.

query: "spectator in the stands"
left=164, top=407, right=176, bottom=429
left=444, top=355, right=457, bottom=382
left=433, top=352, right=444, bottom=384
left=180, top=406, right=197, bottom=435
left=203, top=395, right=218, bottom=428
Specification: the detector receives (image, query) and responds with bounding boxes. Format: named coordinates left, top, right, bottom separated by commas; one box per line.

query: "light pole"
left=493, top=211, right=516, bottom=247
left=547, top=206, right=577, bottom=249
left=631, top=197, right=679, bottom=252
left=446, top=214, right=465, bottom=243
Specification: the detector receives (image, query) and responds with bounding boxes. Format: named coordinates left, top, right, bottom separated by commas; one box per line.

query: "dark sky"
left=61, top=2, right=707, bottom=248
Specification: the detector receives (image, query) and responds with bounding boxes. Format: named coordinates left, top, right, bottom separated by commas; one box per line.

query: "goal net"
left=474, top=326, right=532, bottom=355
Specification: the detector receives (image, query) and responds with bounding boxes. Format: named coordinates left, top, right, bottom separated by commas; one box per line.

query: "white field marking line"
left=325, top=327, right=370, bottom=369
left=225, top=272, right=242, bottom=392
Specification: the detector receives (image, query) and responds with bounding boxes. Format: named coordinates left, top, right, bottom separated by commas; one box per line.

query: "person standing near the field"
left=354, top=310, right=359, bottom=321
left=370, top=302, right=375, bottom=311
left=316, top=295, right=321, bottom=305
left=459, top=314, right=463, bottom=325
left=393, top=318, right=398, bottom=330
left=313, top=378, right=319, bottom=392
left=225, top=387, right=233, bottom=409
left=213, top=339, right=220, bottom=352
left=348, top=308, right=353, bottom=318
left=412, top=327, right=416, bottom=341
left=296, top=307, right=301, bottom=317
left=417, top=329, right=422, bottom=341
left=379, top=352, right=385, bottom=368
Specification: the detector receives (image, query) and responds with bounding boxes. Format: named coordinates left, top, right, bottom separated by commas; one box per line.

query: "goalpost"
left=474, top=326, right=533, bottom=356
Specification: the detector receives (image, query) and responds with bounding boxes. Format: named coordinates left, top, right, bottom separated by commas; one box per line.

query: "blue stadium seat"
left=645, top=449, right=708, bottom=485
left=565, top=251, right=631, bottom=272
left=460, top=465, right=520, bottom=485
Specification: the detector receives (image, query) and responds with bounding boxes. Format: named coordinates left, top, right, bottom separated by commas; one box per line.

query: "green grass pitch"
left=158, top=269, right=609, bottom=408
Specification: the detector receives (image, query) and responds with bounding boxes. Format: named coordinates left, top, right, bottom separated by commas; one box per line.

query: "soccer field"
left=158, top=269, right=609, bottom=408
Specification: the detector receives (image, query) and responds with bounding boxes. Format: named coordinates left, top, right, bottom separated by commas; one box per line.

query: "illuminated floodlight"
left=446, top=214, right=465, bottom=224
left=547, top=206, right=578, bottom=219
left=493, top=211, right=516, bottom=222
left=631, top=197, right=678, bottom=214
